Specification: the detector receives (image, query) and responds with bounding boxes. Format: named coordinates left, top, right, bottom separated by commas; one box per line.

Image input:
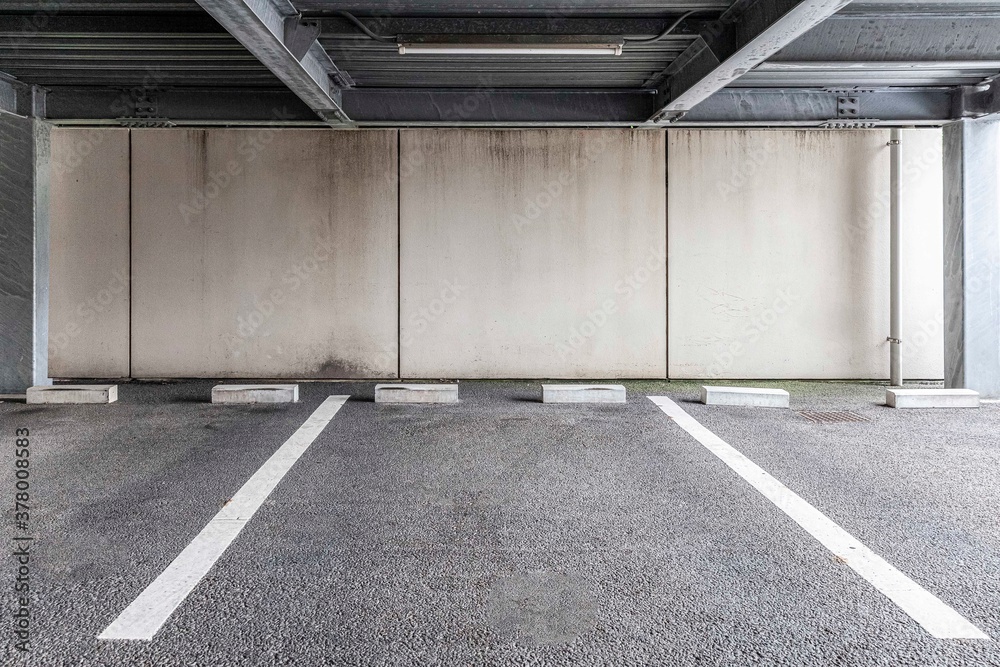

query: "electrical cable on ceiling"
left=334, top=10, right=396, bottom=43
left=625, top=10, right=698, bottom=43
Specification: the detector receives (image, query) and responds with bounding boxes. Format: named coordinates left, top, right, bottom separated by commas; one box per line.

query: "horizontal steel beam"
left=679, top=87, right=956, bottom=125
left=194, top=0, right=350, bottom=123
left=35, top=85, right=659, bottom=124
left=651, top=0, right=851, bottom=122
left=43, top=87, right=316, bottom=122
left=39, top=86, right=657, bottom=124
left=36, top=85, right=980, bottom=126
left=342, top=88, right=657, bottom=123
left=737, top=61, right=1000, bottom=88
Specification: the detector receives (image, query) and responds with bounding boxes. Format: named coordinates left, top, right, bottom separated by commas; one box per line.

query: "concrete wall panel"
left=667, top=129, right=944, bottom=380
left=399, top=129, right=667, bottom=378
left=900, top=129, right=946, bottom=380
left=130, top=129, right=398, bottom=378
left=48, top=128, right=129, bottom=378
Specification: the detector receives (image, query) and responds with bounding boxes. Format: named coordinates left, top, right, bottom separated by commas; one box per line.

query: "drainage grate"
left=798, top=410, right=869, bottom=424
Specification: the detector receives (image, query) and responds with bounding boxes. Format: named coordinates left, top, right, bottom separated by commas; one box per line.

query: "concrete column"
left=943, top=117, right=1000, bottom=397
left=0, top=112, right=50, bottom=392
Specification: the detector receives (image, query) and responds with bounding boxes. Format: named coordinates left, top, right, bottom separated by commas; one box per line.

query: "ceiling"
left=0, top=0, right=998, bottom=126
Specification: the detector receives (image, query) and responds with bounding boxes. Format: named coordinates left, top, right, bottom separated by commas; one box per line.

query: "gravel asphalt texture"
left=0, top=380, right=997, bottom=666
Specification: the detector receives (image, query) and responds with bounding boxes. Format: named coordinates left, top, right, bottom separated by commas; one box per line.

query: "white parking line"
left=99, top=395, right=350, bottom=641
left=649, top=396, right=989, bottom=640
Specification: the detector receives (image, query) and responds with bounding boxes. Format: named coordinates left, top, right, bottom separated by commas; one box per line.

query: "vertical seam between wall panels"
left=664, top=131, right=669, bottom=381
left=127, top=129, right=133, bottom=380
left=397, top=130, right=401, bottom=380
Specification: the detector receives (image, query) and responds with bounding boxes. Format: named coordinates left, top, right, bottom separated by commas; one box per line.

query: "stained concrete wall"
left=399, top=129, right=667, bottom=378
left=48, top=128, right=131, bottom=378
left=130, top=129, right=398, bottom=378
left=668, top=129, right=944, bottom=380
left=45, top=126, right=945, bottom=381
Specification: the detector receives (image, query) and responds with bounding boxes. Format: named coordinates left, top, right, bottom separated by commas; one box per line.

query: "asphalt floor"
left=1, top=380, right=998, bottom=666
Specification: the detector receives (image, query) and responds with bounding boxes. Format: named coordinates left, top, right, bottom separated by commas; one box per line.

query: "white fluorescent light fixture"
left=398, top=41, right=624, bottom=56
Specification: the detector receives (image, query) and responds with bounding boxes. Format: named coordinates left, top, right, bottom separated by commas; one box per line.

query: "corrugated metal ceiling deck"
left=0, top=6, right=283, bottom=88
left=320, top=38, right=695, bottom=89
